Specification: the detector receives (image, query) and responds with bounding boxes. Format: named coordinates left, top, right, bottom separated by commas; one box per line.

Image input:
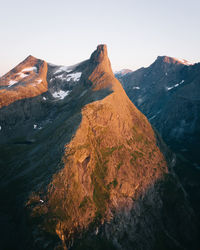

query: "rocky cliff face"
left=0, top=48, right=198, bottom=250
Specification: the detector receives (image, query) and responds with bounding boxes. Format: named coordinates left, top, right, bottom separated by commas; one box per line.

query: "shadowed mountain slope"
left=117, top=56, right=200, bottom=241
left=117, top=56, right=200, bottom=165
left=0, top=48, right=199, bottom=250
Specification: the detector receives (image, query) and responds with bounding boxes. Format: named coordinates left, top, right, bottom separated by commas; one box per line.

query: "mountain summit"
left=155, top=55, right=192, bottom=65
left=0, top=46, right=198, bottom=250
left=90, top=44, right=110, bottom=65
left=0, top=55, right=48, bottom=108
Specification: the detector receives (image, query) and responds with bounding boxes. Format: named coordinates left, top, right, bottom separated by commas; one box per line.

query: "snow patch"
left=137, top=97, right=144, bottom=105
left=17, top=72, right=29, bottom=78
left=14, top=67, right=37, bottom=81
left=8, top=80, right=18, bottom=87
left=22, top=66, right=37, bottom=72
left=54, top=66, right=72, bottom=74
left=52, top=90, right=70, bottom=100
left=54, top=72, right=82, bottom=82
left=175, top=58, right=193, bottom=66
left=33, top=124, right=42, bottom=130
left=149, top=115, right=156, bottom=121
left=166, top=80, right=185, bottom=91
left=43, top=97, right=47, bottom=100
left=55, top=74, right=64, bottom=79
left=79, top=89, right=87, bottom=98
left=95, top=227, right=99, bottom=235
left=66, top=72, right=82, bottom=82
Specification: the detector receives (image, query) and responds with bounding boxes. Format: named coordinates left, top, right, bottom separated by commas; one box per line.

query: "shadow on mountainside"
left=0, top=80, right=113, bottom=250
left=68, top=173, right=199, bottom=250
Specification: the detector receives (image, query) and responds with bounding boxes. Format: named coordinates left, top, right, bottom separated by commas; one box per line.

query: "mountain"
left=0, top=48, right=199, bottom=250
left=116, top=56, right=200, bottom=165
left=114, top=69, right=132, bottom=78
left=0, top=55, right=48, bottom=108
left=116, top=55, right=200, bottom=231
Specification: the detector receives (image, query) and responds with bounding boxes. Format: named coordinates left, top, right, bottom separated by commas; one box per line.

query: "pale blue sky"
left=0, top=0, right=200, bottom=75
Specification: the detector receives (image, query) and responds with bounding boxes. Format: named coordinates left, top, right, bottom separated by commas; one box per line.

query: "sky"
left=0, top=0, right=200, bottom=75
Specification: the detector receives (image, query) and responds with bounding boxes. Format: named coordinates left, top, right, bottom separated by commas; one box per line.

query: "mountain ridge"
left=155, top=55, right=193, bottom=65
left=116, top=55, right=200, bottom=163
left=0, top=46, right=199, bottom=250
left=117, top=55, right=200, bottom=248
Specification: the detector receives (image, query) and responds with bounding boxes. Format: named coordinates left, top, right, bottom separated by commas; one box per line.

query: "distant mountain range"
left=0, top=48, right=199, bottom=250
left=114, top=69, right=133, bottom=78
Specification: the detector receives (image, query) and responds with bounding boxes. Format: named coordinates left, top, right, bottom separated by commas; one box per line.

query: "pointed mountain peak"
left=89, top=44, right=113, bottom=76
left=26, top=54, right=36, bottom=60
left=90, top=44, right=108, bottom=64
left=23, top=55, right=40, bottom=64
